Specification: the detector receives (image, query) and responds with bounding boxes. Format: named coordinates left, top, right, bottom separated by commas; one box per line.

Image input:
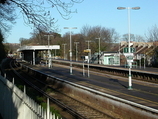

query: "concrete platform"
left=26, top=62, right=158, bottom=111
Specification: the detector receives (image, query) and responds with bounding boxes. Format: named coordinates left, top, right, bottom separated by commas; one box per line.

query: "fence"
left=0, top=74, right=61, bottom=119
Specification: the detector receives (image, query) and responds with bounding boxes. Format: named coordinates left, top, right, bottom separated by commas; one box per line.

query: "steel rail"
left=10, top=60, right=87, bottom=119
left=23, top=61, right=158, bottom=115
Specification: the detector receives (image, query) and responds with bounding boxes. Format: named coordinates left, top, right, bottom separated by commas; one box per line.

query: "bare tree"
left=122, top=33, right=135, bottom=42
left=0, top=1, right=16, bottom=34
left=0, top=0, right=84, bottom=34
left=80, top=25, right=119, bottom=52
left=146, top=25, right=158, bottom=42
left=135, top=35, right=145, bottom=42
left=80, top=24, right=92, bottom=37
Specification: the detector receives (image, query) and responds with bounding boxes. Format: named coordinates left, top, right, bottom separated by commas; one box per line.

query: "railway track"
left=8, top=59, right=116, bottom=119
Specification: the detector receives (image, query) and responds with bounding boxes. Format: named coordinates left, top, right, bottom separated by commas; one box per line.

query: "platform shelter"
left=17, top=45, right=60, bottom=66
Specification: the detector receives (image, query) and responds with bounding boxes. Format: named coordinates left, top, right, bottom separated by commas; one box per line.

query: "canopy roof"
left=17, top=45, right=60, bottom=52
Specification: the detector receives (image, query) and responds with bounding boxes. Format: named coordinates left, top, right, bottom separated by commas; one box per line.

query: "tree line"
left=19, top=25, right=120, bottom=60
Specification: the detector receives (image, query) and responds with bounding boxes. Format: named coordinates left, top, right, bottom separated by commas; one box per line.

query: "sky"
left=6, top=0, right=158, bottom=43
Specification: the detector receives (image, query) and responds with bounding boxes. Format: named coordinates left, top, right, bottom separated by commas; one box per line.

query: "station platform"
left=24, top=61, right=158, bottom=112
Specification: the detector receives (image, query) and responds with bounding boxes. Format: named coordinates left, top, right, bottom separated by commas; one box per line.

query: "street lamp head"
left=117, top=7, right=126, bottom=10
left=132, top=7, right=140, bottom=10
left=117, top=7, right=140, bottom=10
left=72, top=27, right=77, bottom=29
left=64, top=27, right=77, bottom=29
left=64, top=27, right=69, bottom=29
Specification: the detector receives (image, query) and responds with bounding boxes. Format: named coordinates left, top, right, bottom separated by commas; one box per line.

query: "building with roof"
left=17, top=45, right=60, bottom=67
left=90, top=41, right=158, bottom=67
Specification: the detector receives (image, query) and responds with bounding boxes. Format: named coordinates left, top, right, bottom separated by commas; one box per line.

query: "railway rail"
left=20, top=60, right=158, bottom=118
left=1, top=58, right=158, bottom=119
left=9, top=59, right=115, bottom=119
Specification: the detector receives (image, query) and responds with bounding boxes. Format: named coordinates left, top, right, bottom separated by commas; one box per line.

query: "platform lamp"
left=64, top=27, right=77, bottom=75
left=74, top=42, right=79, bottom=61
left=44, top=34, right=54, bottom=68
left=62, top=43, right=67, bottom=60
left=96, top=38, right=101, bottom=64
left=117, top=7, right=140, bottom=90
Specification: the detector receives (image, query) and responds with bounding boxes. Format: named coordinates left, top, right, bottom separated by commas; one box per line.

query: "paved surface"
left=53, top=59, right=158, bottom=73
left=28, top=63, right=158, bottom=111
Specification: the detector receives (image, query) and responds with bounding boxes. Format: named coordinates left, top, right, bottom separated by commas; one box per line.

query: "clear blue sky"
left=6, top=0, right=158, bottom=43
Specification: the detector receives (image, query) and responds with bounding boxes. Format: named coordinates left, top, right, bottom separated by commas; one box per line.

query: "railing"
left=0, top=73, right=60, bottom=119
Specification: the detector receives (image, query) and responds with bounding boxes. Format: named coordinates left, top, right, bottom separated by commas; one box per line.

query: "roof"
left=17, top=45, right=60, bottom=52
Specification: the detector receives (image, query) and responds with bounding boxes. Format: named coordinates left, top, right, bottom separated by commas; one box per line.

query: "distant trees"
left=145, top=25, right=158, bottom=67
left=80, top=25, right=119, bottom=53
left=19, top=25, right=120, bottom=54
left=122, top=34, right=135, bottom=42
left=146, top=25, right=158, bottom=42
left=19, top=25, right=120, bottom=60
left=122, top=34, right=146, bottom=42
left=135, top=35, right=146, bottom=42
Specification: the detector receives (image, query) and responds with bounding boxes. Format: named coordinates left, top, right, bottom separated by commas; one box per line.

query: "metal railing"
left=0, top=73, right=60, bottom=119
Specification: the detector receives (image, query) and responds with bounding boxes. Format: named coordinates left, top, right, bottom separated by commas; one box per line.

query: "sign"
left=70, top=52, right=72, bottom=57
left=84, top=49, right=91, bottom=53
left=123, top=47, right=136, bottom=53
left=126, top=56, right=134, bottom=60
left=124, top=53, right=134, bottom=62
left=85, top=56, right=89, bottom=60
left=124, top=53, right=134, bottom=57
left=127, top=60, right=133, bottom=63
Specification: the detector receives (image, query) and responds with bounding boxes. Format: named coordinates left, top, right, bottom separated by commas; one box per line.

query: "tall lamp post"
left=44, top=34, right=54, bottom=68
left=117, top=7, right=140, bottom=90
left=86, top=40, right=92, bottom=60
left=74, top=42, right=79, bottom=61
left=64, top=27, right=77, bottom=75
left=96, top=38, right=101, bottom=64
left=62, top=44, right=67, bottom=60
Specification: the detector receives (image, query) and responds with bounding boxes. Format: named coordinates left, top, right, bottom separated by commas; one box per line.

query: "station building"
left=90, top=41, right=158, bottom=67
left=17, top=45, right=60, bottom=66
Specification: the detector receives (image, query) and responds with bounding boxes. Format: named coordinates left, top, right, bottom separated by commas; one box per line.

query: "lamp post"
left=44, top=34, right=54, bottom=68
left=85, top=41, right=91, bottom=77
left=86, top=40, right=92, bottom=60
left=117, top=7, right=140, bottom=90
left=62, top=44, right=67, bottom=60
left=64, top=27, right=77, bottom=75
left=74, top=42, right=79, bottom=61
left=96, top=38, right=101, bottom=64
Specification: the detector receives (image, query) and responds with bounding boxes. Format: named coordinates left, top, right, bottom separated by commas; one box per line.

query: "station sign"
left=84, top=49, right=91, bottom=53
left=124, top=53, right=134, bottom=62
left=123, top=47, right=136, bottom=53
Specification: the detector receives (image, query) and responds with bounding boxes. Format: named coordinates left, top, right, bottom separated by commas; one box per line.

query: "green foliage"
left=46, top=88, right=53, bottom=93
left=36, top=96, right=44, bottom=103
left=17, top=85, right=24, bottom=91
left=41, top=102, right=61, bottom=117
